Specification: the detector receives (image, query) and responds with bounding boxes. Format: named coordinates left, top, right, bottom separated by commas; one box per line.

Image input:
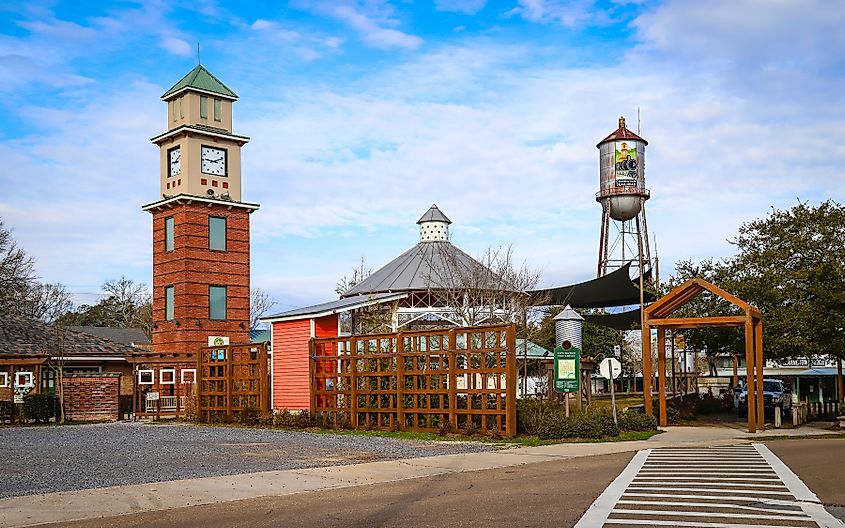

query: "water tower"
left=596, top=116, right=654, bottom=279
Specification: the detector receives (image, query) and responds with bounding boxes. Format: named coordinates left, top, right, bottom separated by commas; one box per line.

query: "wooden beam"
left=642, top=322, right=652, bottom=416
left=745, top=318, right=756, bottom=433
left=755, top=321, right=765, bottom=432
left=657, top=327, right=667, bottom=427
left=647, top=315, right=746, bottom=328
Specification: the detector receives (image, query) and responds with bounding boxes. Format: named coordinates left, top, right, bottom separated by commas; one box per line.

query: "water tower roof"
left=417, top=204, right=452, bottom=225
left=596, top=116, right=648, bottom=147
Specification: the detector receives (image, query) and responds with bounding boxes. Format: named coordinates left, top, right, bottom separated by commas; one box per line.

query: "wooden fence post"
left=397, top=333, right=406, bottom=431
left=448, top=330, right=457, bottom=432
left=350, top=337, right=358, bottom=429
left=506, top=325, right=517, bottom=438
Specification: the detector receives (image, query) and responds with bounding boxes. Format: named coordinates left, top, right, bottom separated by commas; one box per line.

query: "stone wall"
left=63, top=372, right=120, bottom=422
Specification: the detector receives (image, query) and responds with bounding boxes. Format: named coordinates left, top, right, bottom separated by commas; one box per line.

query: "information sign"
left=554, top=345, right=580, bottom=393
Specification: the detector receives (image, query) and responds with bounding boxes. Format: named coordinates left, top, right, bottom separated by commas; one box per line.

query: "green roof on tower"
left=161, top=64, right=238, bottom=100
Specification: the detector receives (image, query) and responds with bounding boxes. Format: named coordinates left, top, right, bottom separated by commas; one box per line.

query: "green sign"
left=554, top=345, right=580, bottom=393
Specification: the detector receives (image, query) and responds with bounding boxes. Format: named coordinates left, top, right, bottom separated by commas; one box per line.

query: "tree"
left=56, top=277, right=151, bottom=333
left=728, top=200, right=845, bottom=360
left=0, top=220, right=72, bottom=322
left=17, top=283, right=73, bottom=323
left=0, top=221, right=36, bottom=314
left=250, top=287, right=277, bottom=330
left=335, top=257, right=371, bottom=296
left=102, top=276, right=150, bottom=328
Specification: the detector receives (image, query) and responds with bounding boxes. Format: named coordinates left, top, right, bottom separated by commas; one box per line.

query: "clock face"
left=201, top=146, right=226, bottom=176
left=168, top=147, right=181, bottom=177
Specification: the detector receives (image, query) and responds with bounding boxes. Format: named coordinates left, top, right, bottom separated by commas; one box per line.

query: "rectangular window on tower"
left=179, top=96, right=184, bottom=118
left=165, top=217, right=174, bottom=251
left=200, top=96, right=208, bottom=119
left=165, top=286, right=174, bottom=321
left=209, top=286, right=227, bottom=320
left=171, top=100, right=177, bottom=122
left=209, top=216, right=226, bottom=251
left=213, top=99, right=221, bottom=121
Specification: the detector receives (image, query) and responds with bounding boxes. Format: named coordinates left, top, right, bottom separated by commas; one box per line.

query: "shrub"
left=537, top=410, right=620, bottom=440
left=618, top=410, right=657, bottom=432
left=258, top=411, right=274, bottom=427
left=237, top=405, right=259, bottom=426
left=22, top=393, right=53, bottom=423
left=517, top=398, right=565, bottom=436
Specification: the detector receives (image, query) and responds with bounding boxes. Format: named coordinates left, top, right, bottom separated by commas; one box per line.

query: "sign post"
left=554, top=342, right=580, bottom=417
left=600, top=357, right=623, bottom=425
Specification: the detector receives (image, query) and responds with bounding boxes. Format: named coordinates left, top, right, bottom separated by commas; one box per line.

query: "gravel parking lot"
left=0, top=422, right=500, bottom=499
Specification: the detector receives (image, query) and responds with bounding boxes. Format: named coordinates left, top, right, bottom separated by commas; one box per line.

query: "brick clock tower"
left=140, top=65, right=259, bottom=412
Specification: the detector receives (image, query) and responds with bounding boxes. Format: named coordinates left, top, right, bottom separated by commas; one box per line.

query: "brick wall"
left=63, top=373, right=120, bottom=422
left=150, top=201, right=252, bottom=356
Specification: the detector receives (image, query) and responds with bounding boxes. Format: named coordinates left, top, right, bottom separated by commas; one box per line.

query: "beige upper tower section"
left=151, top=65, right=249, bottom=202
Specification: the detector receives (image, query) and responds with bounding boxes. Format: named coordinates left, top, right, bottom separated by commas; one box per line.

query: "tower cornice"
left=141, top=193, right=260, bottom=213
left=151, top=124, right=250, bottom=146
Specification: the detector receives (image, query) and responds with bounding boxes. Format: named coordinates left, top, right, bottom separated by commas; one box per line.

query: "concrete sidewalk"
left=0, top=423, right=836, bottom=528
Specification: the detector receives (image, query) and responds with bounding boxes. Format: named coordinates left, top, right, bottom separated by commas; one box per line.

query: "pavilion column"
left=744, top=317, right=756, bottom=434
left=642, top=322, right=652, bottom=416
left=657, top=326, right=667, bottom=427
left=732, top=354, right=739, bottom=388
left=838, top=358, right=843, bottom=403
left=754, top=320, right=764, bottom=432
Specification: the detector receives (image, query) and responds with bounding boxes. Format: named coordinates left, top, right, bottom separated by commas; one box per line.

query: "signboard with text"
left=554, top=345, right=580, bottom=393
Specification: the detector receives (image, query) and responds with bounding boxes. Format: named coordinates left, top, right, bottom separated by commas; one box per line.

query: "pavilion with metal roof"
left=339, top=204, right=525, bottom=332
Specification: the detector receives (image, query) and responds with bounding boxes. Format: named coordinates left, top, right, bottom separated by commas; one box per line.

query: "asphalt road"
left=766, top=438, right=845, bottom=521
left=39, top=438, right=845, bottom=528
left=46, top=451, right=635, bottom=528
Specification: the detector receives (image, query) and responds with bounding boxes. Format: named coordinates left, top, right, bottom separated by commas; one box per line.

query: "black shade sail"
left=528, top=263, right=655, bottom=309
left=583, top=308, right=642, bottom=330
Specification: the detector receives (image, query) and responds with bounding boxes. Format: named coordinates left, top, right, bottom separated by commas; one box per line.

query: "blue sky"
left=1, top=0, right=844, bottom=313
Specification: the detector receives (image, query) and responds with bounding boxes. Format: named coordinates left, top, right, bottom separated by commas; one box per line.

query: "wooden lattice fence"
left=310, top=324, right=517, bottom=437
left=198, top=342, right=269, bottom=421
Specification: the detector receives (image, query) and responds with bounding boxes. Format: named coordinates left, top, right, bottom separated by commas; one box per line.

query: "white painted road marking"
left=575, top=444, right=845, bottom=528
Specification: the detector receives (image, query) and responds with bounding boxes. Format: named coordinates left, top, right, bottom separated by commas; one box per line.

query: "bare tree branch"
left=250, top=287, right=277, bottom=330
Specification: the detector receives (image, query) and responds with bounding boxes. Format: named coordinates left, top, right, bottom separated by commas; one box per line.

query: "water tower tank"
left=596, top=116, right=650, bottom=221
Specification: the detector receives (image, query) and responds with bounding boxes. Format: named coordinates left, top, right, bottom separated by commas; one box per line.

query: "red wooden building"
left=261, top=294, right=405, bottom=411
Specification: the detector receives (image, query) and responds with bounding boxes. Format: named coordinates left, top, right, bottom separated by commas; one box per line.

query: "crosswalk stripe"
left=610, top=508, right=814, bottom=521
left=615, top=499, right=807, bottom=514
left=604, top=519, right=815, bottom=528
left=631, top=480, right=789, bottom=488
left=632, top=476, right=782, bottom=481
left=622, top=491, right=804, bottom=501
left=625, top=485, right=794, bottom=495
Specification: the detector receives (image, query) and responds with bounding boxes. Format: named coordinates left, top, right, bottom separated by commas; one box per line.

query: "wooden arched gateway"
left=642, top=278, right=765, bottom=433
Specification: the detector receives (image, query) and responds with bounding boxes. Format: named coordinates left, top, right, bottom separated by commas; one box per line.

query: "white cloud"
left=160, top=36, right=193, bottom=56
left=434, top=0, right=487, bottom=15
left=294, top=0, right=423, bottom=50
left=508, top=0, right=608, bottom=28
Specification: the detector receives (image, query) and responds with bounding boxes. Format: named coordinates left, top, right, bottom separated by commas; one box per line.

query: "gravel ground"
left=0, top=422, right=501, bottom=499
